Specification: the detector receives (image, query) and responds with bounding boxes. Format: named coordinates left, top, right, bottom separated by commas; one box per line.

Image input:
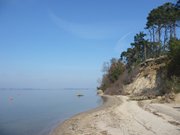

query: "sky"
left=0, top=0, right=173, bottom=89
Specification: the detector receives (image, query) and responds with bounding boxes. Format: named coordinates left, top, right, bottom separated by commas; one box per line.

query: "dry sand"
left=50, top=95, right=180, bottom=135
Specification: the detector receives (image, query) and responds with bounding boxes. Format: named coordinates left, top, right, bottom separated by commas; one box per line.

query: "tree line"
left=99, top=1, right=180, bottom=91
left=121, top=2, right=180, bottom=69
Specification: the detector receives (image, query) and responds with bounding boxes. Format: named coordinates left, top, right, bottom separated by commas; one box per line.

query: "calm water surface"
left=0, top=89, right=102, bottom=135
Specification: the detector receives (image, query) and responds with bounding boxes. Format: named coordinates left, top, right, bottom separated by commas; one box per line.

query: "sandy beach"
left=50, top=95, right=180, bottom=135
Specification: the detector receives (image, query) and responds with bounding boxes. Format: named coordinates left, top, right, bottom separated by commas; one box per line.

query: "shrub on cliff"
left=99, top=58, right=125, bottom=91
left=168, top=38, right=180, bottom=77
left=165, top=38, right=180, bottom=93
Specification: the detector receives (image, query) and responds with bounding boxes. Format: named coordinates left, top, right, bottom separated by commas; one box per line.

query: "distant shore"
left=50, top=95, right=180, bottom=135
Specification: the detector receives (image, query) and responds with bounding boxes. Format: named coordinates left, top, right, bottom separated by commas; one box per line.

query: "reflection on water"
left=0, top=89, right=102, bottom=135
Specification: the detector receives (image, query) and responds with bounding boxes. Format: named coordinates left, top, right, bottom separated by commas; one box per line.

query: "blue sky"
left=0, top=0, right=173, bottom=89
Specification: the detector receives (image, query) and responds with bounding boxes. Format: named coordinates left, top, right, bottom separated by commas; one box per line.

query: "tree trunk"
left=173, top=22, right=176, bottom=38
left=149, top=29, right=152, bottom=42
left=158, top=27, right=161, bottom=43
left=156, top=26, right=161, bottom=42
left=157, top=25, right=161, bottom=55
left=152, top=27, right=155, bottom=42
left=164, top=26, right=168, bottom=51
left=144, top=44, right=147, bottom=60
left=170, top=25, right=173, bottom=39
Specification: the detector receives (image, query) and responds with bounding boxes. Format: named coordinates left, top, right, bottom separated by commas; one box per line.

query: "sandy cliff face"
left=124, top=56, right=167, bottom=96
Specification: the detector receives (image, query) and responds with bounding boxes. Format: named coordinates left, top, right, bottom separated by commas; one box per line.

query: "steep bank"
left=104, top=56, right=177, bottom=99
left=125, top=56, right=167, bottom=97
left=50, top=95, right=180, bottom=135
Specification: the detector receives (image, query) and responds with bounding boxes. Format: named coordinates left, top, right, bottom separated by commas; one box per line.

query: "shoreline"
left=49, top=95, right=121, bottom=135
left=50, top=95, right=180, bottom=135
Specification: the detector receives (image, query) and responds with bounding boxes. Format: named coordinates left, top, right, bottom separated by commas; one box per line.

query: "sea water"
left=0, top=89, right=102, bottom=135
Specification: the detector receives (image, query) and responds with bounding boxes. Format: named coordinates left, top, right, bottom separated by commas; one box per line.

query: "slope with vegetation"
left=98, top=1, right=180, bottom=97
